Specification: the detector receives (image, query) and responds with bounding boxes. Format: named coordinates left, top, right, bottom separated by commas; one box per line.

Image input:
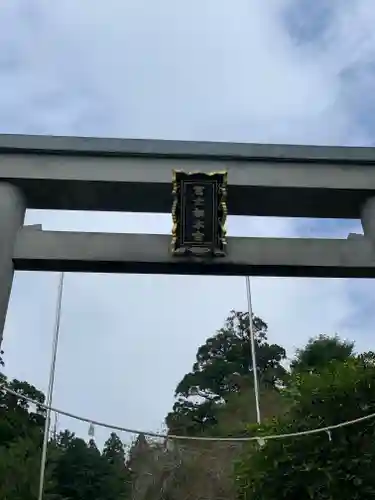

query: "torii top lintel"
left=1, top=133, right=375, bottom=218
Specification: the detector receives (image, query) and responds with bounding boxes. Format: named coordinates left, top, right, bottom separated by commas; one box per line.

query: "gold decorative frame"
left=171, top=170, right=228, bottom=256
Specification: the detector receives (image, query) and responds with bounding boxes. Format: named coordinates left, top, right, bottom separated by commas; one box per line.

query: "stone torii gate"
left=1, top=133, right=375, bottom=346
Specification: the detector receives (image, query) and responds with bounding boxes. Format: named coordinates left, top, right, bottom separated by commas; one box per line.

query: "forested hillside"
left=1, top=310, right=375, bottom=499
left=0, top=350, right=131, bottom=499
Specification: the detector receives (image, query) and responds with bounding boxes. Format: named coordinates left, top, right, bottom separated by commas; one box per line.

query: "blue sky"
left=1, top=0, right=375, bottom=446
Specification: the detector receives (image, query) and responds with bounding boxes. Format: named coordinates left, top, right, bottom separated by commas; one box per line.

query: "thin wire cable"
left=2, top=384, right=375, bottom=443
left=246, top=276, right=261, bottom=424
left=38, top=272, right=65, bottom=500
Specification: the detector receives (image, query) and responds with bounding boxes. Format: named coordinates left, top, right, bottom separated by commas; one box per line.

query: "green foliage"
left=51, top=430, right=130, bottom=500
left=166, top=310, right=286, bottom=435
left=0, top=360, right=60, bottom=499
left=290, top=334, right=354, bottom=374
left=167, top=398, right=220, bottom=435
left=0, top=435, right=60, bottom=500
left=103, top=431, right=126, bottom=465
left=102, top=432, right=132, bottom=499
left=165, top=329, right=375, bottom=499
left=0, top=378, right=46, bottom=446
left=235, top=355, right=375, bottom=499
left=3, top=316, right=375, bottom=500
left=0, top=354, right=131, bottom=500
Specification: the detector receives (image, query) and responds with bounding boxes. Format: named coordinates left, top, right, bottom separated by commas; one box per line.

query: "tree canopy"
left=2, top=310, right=375, bottom=499
left=164, top=312, right=375, bottom=499
left=236, top=338, right=375, bottom=499
left=166, top=310, right=286, bottom=435
left=290, top=333, right=355, bottom=374
left=0, top=358, right=131, bottom=500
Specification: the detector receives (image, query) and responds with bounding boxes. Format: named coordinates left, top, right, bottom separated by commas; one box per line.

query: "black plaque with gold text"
left=171, top=171, right=227, bottom=256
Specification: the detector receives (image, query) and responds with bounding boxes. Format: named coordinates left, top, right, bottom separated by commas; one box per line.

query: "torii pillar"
left=0, top=183, right=25, bottom=347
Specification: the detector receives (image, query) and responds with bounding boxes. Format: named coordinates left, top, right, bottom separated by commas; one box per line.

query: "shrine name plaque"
left=171, top=171, right=228, bottom=256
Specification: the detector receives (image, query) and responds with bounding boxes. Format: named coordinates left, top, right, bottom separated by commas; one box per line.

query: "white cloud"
left=1, top=0, right=375, bottom=444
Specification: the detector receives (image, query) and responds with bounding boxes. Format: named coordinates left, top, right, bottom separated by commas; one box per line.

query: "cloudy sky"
left=1, top=0, right=375, bottom=446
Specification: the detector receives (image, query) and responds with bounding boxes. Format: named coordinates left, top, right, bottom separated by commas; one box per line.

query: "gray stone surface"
left=0, top=184, right=25, bottom=346
left=1, top=133, right=375, bottom=161
left=13, top=229, right=375, bottom=278
left=1, top=134, right=375, bottom=217
left=3, top=134, right=375, bottom=346
left=361, top=196, right=375, bottom=240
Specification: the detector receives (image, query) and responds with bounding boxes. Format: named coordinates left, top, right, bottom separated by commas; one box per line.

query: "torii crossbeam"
left=1, top=134, right=375, bottom=346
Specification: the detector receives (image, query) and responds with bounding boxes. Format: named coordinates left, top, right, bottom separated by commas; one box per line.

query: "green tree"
left=0, top=353, right=46, bottom=448
left=0, top=435, right=61, bottom=500
left=166, top=310, right=286, bottom=435
left=0, top=354, right=131, bottom=499
left=51, top=431, right=130, bottom=500
left=103, top=432, right=131, bottom=499
left=290, top=334, right=354, bottom=374
left=103, top=432, right=126, bottom=465
left=236, top=354, right=375, bottom=499
left=52, top=431, right=108, bottom=500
